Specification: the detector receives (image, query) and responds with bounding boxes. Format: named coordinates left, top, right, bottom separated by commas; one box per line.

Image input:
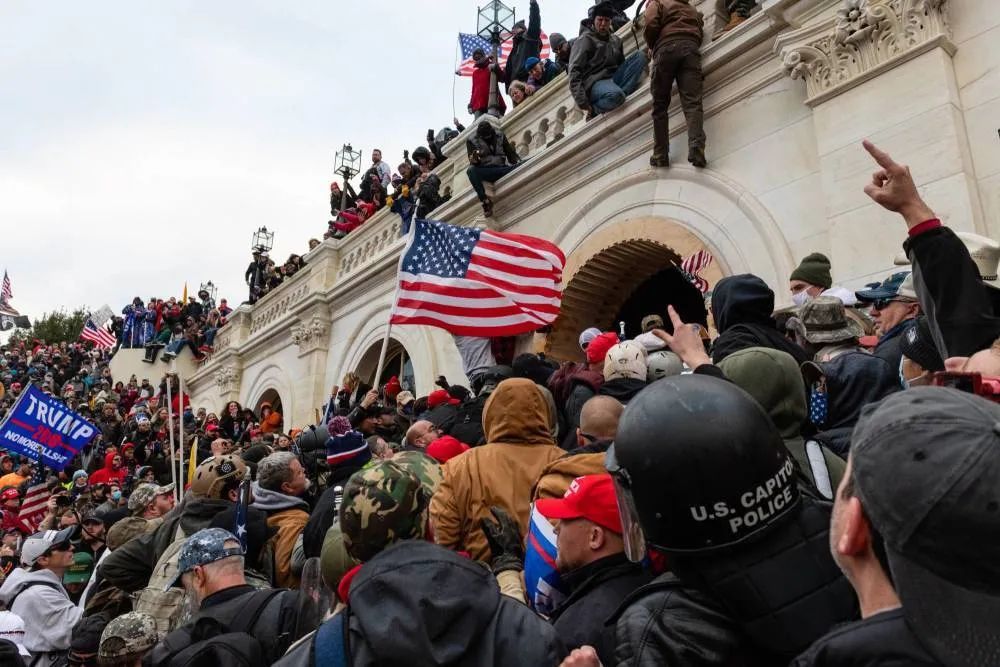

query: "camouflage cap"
left=126, top=482, right=175, bottom=513
left=167, top=527, right=244, bottom=589
left=390, top=450, right=443, bottom=493
left=98, top=611, right=159, bottom=661
left=339, top=461, right=431, bottom=563
left=190, top=454, right=248, bottom=499
left=789, top=296, right=864, bottom=344
left=106, top=516, right=155, bottom=550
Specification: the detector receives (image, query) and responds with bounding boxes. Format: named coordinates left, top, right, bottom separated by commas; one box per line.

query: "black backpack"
left=446, top=394, right=490, bottom=446
left=145, top=589, right=281, bottom=667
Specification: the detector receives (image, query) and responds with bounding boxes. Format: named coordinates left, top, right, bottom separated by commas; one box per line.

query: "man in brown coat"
left=644, top=0, right=706, bottom=168
left=430, top=378, right=564, bottom=562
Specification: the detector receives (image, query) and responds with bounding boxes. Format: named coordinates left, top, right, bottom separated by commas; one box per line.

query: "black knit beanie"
left=790, top=253, right=833, bottom=289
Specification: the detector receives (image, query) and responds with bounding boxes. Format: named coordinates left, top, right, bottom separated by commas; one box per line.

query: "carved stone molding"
left=214, top=365, right=241, bottom=393
left=777, top=0, right=952, bottom=105
left=290, top=316, right=330, bottom=355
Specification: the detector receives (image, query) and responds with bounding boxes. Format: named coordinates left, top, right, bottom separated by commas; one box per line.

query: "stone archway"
left=545, top=216, right=724, bottom=361
left=353, top=338, right=415, bottom=392
left=254, top=388, right=284, bottom=416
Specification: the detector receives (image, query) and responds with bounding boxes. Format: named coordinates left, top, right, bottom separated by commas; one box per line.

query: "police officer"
left=604, top=375, right=858, bottom=664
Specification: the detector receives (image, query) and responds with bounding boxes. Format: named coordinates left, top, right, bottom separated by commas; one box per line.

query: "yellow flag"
left=188, top=436, right=198, bottom=484
left=182, top=282, right=188, bottom=303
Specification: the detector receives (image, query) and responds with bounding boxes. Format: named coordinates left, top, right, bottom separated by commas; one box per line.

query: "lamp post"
left=251, top=226, right=274, bottom=254
left=198, top=281, right=218, bottom=303
left=334, top=143, right=363, bottom=212
left=477, top=1, right=516, bottom=117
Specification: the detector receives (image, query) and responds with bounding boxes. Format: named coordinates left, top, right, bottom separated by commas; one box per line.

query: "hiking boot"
left=715, top=14, right=746, bottom=39
left=482, top=197, right=494, bottom=218
left=649, top=155, right=670, bottom=168
left=688, top=147, right=707, bottom=168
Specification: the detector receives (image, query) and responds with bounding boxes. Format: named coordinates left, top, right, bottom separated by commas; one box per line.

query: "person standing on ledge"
left=644, top=0, right=706, bottom=168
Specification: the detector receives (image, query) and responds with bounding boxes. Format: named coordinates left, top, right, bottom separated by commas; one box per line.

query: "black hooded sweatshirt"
left=276, top=541, right=566, bottom=666
left=711, top=274, right=810, bottom=365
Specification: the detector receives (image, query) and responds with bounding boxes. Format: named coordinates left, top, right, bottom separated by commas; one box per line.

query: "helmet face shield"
left=606, top=445, right=647, bottom=563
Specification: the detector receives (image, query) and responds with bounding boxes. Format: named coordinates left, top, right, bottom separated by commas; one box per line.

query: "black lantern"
left=477, top=1, right=516, bottom=117
left=198, top=281, right=218, bottom=302
left=334, top=143, right=363, bottom=213
left=252, top=226, right=274, bottom=253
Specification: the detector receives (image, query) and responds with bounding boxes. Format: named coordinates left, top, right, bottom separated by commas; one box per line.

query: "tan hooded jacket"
left=430, top=378, right=564, bottom=562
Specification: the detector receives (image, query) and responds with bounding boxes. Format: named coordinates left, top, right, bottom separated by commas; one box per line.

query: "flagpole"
left=176, top=363, right=188, bottom=493
left=165, top=373, right=178, bottom=503
left=373, top=218, right=418, bottom=386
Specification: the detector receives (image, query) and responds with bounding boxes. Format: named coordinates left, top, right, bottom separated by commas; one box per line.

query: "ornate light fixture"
left=252, top=226, right=274, bottom=253
left=476, top=1, right=516, bottom=117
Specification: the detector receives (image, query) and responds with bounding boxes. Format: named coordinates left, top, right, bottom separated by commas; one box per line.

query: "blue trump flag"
left=524, top=504, right=567, bottom=614
left=0, top=383, right=98, bottom=470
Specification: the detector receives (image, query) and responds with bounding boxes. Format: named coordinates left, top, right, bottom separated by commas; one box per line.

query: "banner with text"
left=0, top=384, right=97, bottom=470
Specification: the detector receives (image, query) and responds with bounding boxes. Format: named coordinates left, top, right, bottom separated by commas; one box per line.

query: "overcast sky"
left=1, top=1, right=589, bottom=322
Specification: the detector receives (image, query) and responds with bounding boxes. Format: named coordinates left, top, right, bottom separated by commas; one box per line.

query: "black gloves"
left=480, top=505, right=525, bottom=574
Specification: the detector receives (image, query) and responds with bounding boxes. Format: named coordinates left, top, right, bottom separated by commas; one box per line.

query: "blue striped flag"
left=523, top=504, right=567, bottom=615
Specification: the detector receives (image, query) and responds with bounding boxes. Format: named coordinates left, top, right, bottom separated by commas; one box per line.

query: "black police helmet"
left=610, top=374, right=799, bottom=554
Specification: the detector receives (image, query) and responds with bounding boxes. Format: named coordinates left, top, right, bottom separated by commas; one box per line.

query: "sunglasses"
left=872, top=297, right=916, bottom=311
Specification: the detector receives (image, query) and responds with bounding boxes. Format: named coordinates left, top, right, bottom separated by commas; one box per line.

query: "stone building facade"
left=173, top=0, right=999, bottom=428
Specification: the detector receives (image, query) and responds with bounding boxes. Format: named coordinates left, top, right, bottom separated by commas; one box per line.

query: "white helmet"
left=604, top=341, right=648, bottom=382
left=646, top=350, right=684, bottom=382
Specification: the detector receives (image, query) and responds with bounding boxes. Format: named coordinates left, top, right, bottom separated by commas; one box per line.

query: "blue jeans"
left=589, top=51, right=648, bottom=114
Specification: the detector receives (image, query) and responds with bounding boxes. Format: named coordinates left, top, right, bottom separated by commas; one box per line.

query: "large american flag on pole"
left=80, top=317, right=117, bottom=349
left=390, top=220, right=565, bottom=337
left=457, top=32, right=551, bottom=76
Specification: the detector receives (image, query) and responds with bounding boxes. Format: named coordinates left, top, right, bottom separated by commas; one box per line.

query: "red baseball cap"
left=1, top=488, right=20, bottom=501
left=426, top=435, right=470, bottom=464
left=427, top=389, right=460, bottom=409
left=535, top=474, right=622, bottom=534
left=586, top=332, right=619, bottom=365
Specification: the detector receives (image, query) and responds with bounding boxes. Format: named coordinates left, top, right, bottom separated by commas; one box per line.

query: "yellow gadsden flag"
left=188, top=436, right=198, bottom=484
left=182, top=282, right=188, bottom=303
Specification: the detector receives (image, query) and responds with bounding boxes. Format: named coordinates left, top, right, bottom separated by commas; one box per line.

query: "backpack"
left=446, top=394, right=490, bottom=446
left=133, top=525, right=189, bottom=635
left=147, top=589, right=282, bottom=667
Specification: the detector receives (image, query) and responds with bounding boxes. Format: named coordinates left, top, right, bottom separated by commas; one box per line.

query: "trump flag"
left=0, top=383, right=98, bottom=471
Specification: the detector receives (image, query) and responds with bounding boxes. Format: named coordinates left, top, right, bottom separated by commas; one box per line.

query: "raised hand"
left=861, top=140, right=936, bottom=228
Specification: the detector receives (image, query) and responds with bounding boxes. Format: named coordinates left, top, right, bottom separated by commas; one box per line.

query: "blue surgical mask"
left=111, top=490, right=122, bottom=501
left=792, top=290, right=812, bottom=308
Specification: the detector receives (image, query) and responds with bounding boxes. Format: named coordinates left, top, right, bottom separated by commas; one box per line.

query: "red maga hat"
left=535, top=473, right=622, bottom=534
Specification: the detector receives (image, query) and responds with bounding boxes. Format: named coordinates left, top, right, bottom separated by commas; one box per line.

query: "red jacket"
left=470, top=61, right=506, bottom=114
left=89, top=452, right=128, bottom=487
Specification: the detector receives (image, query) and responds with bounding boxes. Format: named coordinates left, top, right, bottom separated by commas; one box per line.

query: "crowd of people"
left=318, top=0, right=730, bottom=230
left=116, top=289, right=234, bottom=363
left=0, top=138, right=997, bottom=665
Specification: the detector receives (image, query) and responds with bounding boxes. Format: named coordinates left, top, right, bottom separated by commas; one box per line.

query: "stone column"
left=290, top=311, right=333, bottom=427
left=776, top=0, right=982, bottom=287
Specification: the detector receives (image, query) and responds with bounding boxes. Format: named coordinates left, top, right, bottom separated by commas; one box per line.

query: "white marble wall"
left=183, top=0, right=1000, bottom=428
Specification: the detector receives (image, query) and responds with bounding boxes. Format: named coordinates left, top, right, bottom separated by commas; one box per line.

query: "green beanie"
left=790, top=252, right=833, bottom=289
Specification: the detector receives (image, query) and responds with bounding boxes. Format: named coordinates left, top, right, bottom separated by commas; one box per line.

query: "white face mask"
left=792, top=290, right=812, bottom=307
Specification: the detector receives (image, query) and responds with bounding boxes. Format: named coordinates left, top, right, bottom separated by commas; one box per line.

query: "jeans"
left=466, top=164, right=516, bottom=202
left=589, top=50, right=648, bottom=114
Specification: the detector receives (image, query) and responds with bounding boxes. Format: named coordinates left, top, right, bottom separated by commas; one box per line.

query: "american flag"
left=234, top=477, right=250, bottom=553
left=456, top=31, right=551, bottom=76
left=680, top=250, right=714, bottom=293
left=391, top=220, right=565, bottom=337
left=1, top=271, right=11, bottom=303
left=80, top=318, right=117, bottom=349
left=18, top=465, right=50, bottom=535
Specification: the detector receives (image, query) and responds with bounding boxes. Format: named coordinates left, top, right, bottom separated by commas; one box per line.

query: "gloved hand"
left=435, top=375, right=449, bottom=390
left=480, top=505, right=524, bottom=574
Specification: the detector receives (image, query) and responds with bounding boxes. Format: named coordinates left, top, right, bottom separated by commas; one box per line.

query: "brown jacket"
left=430, top=378, right=564, bottom=562
left=643, top=0, right=704, bottom=50
left=532, top=453, right=606, bottom=501
left=265, top=507, right=309, bottom=589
